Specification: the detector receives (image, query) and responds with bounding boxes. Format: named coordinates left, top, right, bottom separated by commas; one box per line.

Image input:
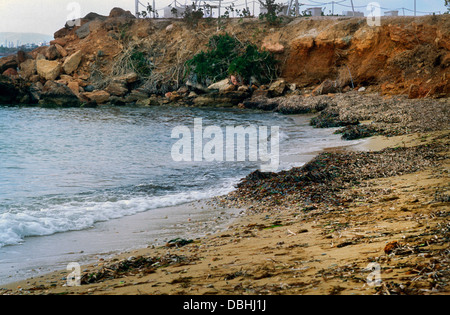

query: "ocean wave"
left=0, top=179, right=238, bottom=248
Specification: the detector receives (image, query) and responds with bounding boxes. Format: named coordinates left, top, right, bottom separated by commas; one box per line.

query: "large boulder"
left=63, top=50, right=82, bottom=74
left=36, top=59, right=61, bottom=81
left=39, top=80, right=81, bottom=107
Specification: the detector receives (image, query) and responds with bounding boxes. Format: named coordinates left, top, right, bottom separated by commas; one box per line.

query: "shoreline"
left=2, top=128, right=448, bottom=295
left=0, top=120, right=364, bottom=291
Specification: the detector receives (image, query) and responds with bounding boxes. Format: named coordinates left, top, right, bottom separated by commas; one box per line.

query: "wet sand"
left=1, top=129, right=448, bottom=295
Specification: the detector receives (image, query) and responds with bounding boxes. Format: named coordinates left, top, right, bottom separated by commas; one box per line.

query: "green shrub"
left=130, top=50, right=153, bottom=78
left=185, top=33, right=278, bottom=85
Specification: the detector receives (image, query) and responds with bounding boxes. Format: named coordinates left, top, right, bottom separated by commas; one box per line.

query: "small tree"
left=258, top=0, right=283, bottom=25
left=182, top=3, right=204, bottom=27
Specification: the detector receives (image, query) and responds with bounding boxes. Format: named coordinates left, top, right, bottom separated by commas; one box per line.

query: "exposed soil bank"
left=1, top=13, right=449, bottom=107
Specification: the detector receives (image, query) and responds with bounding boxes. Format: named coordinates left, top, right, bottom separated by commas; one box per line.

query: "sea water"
left=0, top=105, right=360, bottom=284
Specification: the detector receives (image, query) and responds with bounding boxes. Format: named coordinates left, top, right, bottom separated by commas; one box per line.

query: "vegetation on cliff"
left=184, top=33, right=278, bottom=86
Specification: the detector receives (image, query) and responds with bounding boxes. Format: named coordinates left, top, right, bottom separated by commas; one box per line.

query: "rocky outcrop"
left=3, top=10, right=448, bottom=107
left=39, top=80, right=81, bottom=107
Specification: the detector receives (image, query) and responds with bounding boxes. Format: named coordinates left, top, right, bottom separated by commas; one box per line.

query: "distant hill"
left=0, top=32, right=53, bottom=46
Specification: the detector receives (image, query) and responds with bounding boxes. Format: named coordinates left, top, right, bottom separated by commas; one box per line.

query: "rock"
left=262, top=42, right=285, bottom=54
left=19, top=59, right=36, bottom=79
left=312, top=79, right=338, bottom=96
left=45, top=45, right=61, bottom=60
left=187, top=91, right=197, bottom=98
left=84, top=85, right=95, bottom=92
left=165, top=91, right=183, bottom=102
left=67, top=81, right=80, bottom=97
left=109, top=7, right=136, bottom=19
left=193, top=91, right=250, bottom=107
left=165, top=238, right=193, bottom=248
left=0, top=55, right=18, bottom=73
left=0, top=75, right=19, bottom=103
left=310, top=109, right=359, bottom=128
left=50, top=38, right=68, bottom=47
left=63, top=50, right=82, bottom=74
left=39, top=80, right=81, bottom=107
left=242, top=96, right=279, bottom=111
left=177, top=86, right=189, bottom=95
left=16, top=51, right=30, bottom=64
left=36, top=59, right=61, bottom=81
left=268, top=79, right=287, bottom=97
left=252, top=88, right=269, bottom=98
left=275, top=95, right=330, bottom=114
left=238, top=85, right=250, bottom=93
left=186, top=80, right=208, bottom=93
left=208, top=78, right=235, bottom=92
left=334, top=124, right=380, bottom=140
left=108, top=96, right=126, bottom=106
left=54, top=27, right=71, bottom=39
left=29, top=82, right=44, bottom=102
left=166, top=24, right=174, bottom=32
left=105, top=81, right=128, bottom=96
left=358, top=87, right=366, bottom=92
left=83, top=12, right=108, bottom=21
left=125, top=89, right=149, bottom=102
left=75, top=22, right=91, bottom=39
left=2, top=68, right=18, bottom=77
left=82, top=90, right=110, bottom=104
left=54, top=44, right=68, bottom=58
left=134, top=98, right=150, bottom=106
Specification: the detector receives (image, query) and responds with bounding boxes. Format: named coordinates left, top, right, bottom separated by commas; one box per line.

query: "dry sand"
left=1, top=129, right=448, bottom=296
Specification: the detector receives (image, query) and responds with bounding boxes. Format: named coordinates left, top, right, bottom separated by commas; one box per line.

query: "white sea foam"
left=0, top=179, right=239, bottom=248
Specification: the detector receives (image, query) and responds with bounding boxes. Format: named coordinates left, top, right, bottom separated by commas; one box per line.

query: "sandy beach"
left=1, top=124, right=448, bottom=295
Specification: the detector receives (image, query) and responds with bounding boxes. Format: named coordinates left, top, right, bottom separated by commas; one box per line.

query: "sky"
left=0, top=0, right=447, bottom=36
